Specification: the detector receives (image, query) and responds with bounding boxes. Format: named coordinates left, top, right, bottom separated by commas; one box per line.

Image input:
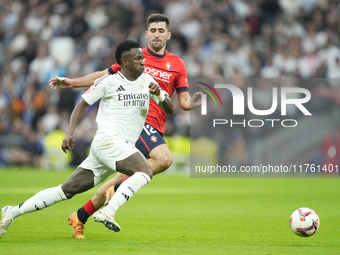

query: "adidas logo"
left=116, top=85, right=125, bottom=92
left=35, top=201, right=48, bottom=211
left=122, top=193, right=130, bottom=201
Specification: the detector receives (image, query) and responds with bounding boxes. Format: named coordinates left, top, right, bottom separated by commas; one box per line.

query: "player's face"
left=125, top=48, right=145, bottom=76
left=146, top=22, right=171, bottom=52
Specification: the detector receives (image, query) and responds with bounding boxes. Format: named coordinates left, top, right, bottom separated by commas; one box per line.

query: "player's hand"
left=49, top=76, right=74, bottom=91
left=62, top=133, right=76, bottom=153
left=192, top=92, right=202, bottom=108
left=149, top=82, right=160, bottom=96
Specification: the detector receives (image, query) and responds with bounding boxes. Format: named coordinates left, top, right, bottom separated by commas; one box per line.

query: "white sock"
left=19, top=185, right=67, bottom=215
left=107, top=172, right=151, bottom=213
left=9, top=206, right=21, bottom=219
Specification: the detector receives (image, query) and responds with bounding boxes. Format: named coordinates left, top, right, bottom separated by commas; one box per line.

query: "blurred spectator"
left=261, top=58, right=280, bottom=78
left=318, top=126, right=340, bottom=171
left=67, top=6, right=89, bottom=39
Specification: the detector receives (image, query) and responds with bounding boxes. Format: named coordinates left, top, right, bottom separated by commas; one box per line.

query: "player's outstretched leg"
left=0, top=185, right=67, bottom=238
left=0, top=167, right=95, bottom=238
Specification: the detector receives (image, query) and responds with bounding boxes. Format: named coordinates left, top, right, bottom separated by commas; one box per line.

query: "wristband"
left=156, top=90, right=168, bottom=102
left=56, top=76, right=65, bottom=82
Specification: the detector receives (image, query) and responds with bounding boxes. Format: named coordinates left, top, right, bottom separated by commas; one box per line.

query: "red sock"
left=83, top=199, right=98, bottom=215
left=77, top=199, right=97, bottom=224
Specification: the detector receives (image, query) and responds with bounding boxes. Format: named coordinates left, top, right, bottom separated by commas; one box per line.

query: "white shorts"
left=79, top=136, right=139, bottom=186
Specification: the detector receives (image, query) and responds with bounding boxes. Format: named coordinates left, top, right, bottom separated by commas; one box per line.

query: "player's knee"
left=61, top=184, right=77, bottom=199
left=164, top=153, right=173, bottom=169
left=158, top=152, right=173, bottom=173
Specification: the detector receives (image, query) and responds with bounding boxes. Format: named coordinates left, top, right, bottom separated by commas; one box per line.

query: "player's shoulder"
left=95, top=72, right=126, bottom=89
left=141, top=73, right=153, bottom=78
left=107, top=72, right=127, bottom=82
left=93, top=74, right=110, bottom=86
left=140, top=73, right=156, bottom=83
left=165, top=51, right=185, bottom=65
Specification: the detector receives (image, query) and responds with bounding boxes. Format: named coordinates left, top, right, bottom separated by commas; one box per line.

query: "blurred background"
left=0, top=0, right=339, bottom=172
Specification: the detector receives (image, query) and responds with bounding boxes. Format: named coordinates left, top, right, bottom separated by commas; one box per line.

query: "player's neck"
left=120, top=70, right=140, bottom=81
left=148, top=45, right=166, bottom=55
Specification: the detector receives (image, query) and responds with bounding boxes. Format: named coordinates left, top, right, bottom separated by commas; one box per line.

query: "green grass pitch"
left=0, top=167, right=339, bottom=255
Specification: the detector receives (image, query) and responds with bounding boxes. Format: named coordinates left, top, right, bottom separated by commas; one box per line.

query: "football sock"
left=106, top=172, right=151, bottom=214
left=122, top=176, right=130, bottom=182
left=19, top=185, right=67, bottom=214
left=8, top=205, right=21, bottom=219
left=113, top=183, right=121, bottom=192
left=77, top=199, right=97, bottom=224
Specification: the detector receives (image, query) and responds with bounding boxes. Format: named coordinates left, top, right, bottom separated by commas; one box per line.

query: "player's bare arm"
left=148, top=82, right=173, bottom=114
left=49, top=70, right=108, bottom=91
left=62, top=99, right=89, bottom=153
left=178, top=91, right=202, bottom=111
left=159, top=95, right=174, bottom=115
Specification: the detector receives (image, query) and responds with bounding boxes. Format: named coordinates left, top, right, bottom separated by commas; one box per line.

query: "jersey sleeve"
left=81, top=75, right=109, bottom=105
left=175, top=59, right=190, bottom=94
left=108, top=63, right=121, bottom=74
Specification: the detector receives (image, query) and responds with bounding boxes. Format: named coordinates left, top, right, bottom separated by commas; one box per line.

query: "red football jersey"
left=108, top=46, right=190, bottom=133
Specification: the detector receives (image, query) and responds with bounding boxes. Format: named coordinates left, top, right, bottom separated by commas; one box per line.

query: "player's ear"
left=121, top=58, right=128, bottom=66
left=145, top=30, right=148, bottom=39
left=167, top=31, right=171, bottom=40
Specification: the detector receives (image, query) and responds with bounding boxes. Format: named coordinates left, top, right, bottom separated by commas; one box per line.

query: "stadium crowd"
left=0, top=0, right=339, bottom=167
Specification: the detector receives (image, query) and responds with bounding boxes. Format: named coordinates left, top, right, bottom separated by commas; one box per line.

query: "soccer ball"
left=289, top=207, right=319, bottom=237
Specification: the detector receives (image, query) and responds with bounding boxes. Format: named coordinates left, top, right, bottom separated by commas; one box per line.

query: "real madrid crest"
left=139, top=80, right=144, bottom=89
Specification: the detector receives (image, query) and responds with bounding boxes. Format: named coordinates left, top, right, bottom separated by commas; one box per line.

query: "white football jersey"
left=81, top=71, right=166, bottom=144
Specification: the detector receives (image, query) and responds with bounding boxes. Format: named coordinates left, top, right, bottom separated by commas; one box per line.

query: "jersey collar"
left=147, top=46, right=166, bottom=58
left=117, top=71, right=127, bottom=80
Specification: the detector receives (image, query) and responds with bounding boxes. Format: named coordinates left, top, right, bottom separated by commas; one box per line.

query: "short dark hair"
left=147, top=13, right=170, bottom=30
left=115, top=40, right=140, bottom=65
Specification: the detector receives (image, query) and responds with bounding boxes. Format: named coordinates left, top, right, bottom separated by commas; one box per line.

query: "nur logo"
left=198, top=82, right=312, bottom=128
left=196, top=82, right=222, bottom=115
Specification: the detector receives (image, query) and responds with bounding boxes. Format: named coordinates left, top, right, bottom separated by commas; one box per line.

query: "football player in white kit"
left=0, top=40, right=173, bottom=237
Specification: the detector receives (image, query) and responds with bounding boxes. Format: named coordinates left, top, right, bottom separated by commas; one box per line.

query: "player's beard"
left=151, top=40, right=166, bottom=52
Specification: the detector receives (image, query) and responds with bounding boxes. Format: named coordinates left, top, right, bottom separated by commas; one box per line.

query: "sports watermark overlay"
left=190, top=78, right=340, bottom=178
left=195, top=164, right=339, bottom=175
